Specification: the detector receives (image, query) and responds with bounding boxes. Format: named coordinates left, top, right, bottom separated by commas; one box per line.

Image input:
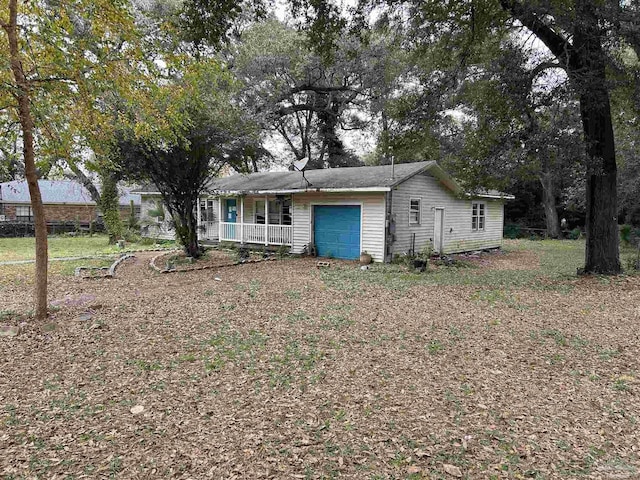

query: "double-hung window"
left=472, top=202, right=485, bottom=231
left=200, top=199, right=216, bottom=222
left=409, top=198, right=421, bottom=225
left=16, top=205, right=33, bottom=222
left=255, top=198, right=292, bottom=225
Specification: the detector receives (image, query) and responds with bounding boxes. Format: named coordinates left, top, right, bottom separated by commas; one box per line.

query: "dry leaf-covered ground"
left=1, top=241, right=639, bottom=479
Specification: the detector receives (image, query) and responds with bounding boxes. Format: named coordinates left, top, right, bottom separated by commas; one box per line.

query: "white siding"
left=291, top=192, right=386, bottom=262
left=391, top=173, right=504, bottom=256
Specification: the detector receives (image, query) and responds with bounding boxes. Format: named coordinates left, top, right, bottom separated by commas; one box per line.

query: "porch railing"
left=219, top=222, right=292, bottom=245
left=200, top=221, right=218, bottom=240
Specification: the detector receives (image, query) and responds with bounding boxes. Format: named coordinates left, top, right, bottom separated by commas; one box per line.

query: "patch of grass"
left=319, top=313, right=354, bottom=330
left=287, top=310, right=309, bottom=324
left=541, top=329, right=568, bottom=347
left=0, top=258, right=114, bottom=287
left=321, top=240, right=589, bottom=295
left=248, top=279, right=261, bottom=299
left=285, top=289, right=301, bottom=300
left=0, top=235, right=176, bottom=262
left=427, top=339, right=444, bottom=355
left=205, top=325, right=268, bottom=373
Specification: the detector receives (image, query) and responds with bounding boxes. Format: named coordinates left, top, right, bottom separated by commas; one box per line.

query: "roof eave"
left=475, top=194, right=516, bottom=200
left=208, top=187, right=391, bottom=195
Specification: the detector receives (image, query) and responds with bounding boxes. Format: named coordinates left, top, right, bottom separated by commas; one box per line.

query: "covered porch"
left=200, top=194, right=292, bottom=246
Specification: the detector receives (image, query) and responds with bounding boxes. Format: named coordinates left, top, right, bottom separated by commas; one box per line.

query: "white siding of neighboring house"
left=140, top=195, right=175, bottom=240
left=390, top=173, right=504, bottom=256
left=291, top=191, right=387, bottom=262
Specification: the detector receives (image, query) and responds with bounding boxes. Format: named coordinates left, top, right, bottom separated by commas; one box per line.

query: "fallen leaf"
left=443, top=464, right=462, bottom=477
left=130, top=405, right=145, bottom=415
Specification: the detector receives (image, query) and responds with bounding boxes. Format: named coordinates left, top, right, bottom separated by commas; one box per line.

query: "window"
left=16, top=205, right=32, bottom=222
left=255, top=200, right=265, bottom=224
left=409, top=198, right=421, bottom=225
left=255, top=198, right=292, bottom=225
left=472, top=202, right=485, bottom=231
left=200, top=199, right=216, bottom=222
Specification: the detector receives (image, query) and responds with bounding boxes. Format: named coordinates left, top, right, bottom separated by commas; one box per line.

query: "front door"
left=225, top=198, right=237, bottom=240
left=225, top=198, right=237, bottom=223
left=434, top=208, right=444, bottom=254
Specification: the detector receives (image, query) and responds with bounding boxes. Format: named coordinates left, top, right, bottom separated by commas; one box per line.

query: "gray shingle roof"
left=0, top=180, right=141, bottom=206
left=133, top=161, right=514, bottom=199
left=207, top=161, right=437, bottom=194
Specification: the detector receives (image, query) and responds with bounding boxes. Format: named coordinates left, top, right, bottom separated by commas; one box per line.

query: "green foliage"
left=504, top=224, right=521, bottom=239
left=619, top=224, right=636, bottom=246
left=127, top=200, right=139, bottom=230
left=115, top=59, right=264, bottom=258
left=568, top=228, right=582, bottom=240
left=276, top=244, right=290, bottom=258
left=100, top=174, right=124, bottom=244
left=147, top=200, right=165, bottom=221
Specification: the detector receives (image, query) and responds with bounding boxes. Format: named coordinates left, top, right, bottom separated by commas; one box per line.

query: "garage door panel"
left=314, top=205, right=361, bottom=260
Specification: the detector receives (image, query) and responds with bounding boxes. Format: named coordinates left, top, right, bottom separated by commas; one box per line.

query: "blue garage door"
left=314, top=205, right=361, bottom=260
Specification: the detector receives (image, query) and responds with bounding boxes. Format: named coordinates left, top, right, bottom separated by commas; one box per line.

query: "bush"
left=568, top=227, right=582, bottom=240
left=138, top=237, right=156, bottom=246
left=504, top=224, right=522, bottom=239
left=620, top=224, right=633, bottom=245
left=276, top=244, right=290, bottom=258
left=122, top=228, right=141, bottom=243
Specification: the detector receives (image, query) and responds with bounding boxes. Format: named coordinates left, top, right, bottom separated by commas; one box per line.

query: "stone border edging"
left=75, top=253, right=136, bottom=279
left=109, top=254, right=136, bottom=276
left=149, top=249, right=277, bottom=274
left=149, top=249, right=182, bottom=273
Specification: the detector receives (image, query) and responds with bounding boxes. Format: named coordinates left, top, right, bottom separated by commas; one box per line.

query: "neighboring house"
left=137, top=161, right=514, bottom=262
left=0, top=180, right=141, bottom=224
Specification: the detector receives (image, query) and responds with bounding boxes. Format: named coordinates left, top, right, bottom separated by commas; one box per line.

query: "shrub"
left=122, top=228, right=141, bottom=243
left=504, top=224, right=521, bottom=239
left=138, top=237, right=156, bottom=246
left=276, top=244, right=290, bottom=258
left=219, top=241, right=237, bottom=250
left=620, top=224, right=633, bottom=245
left=127, top=200, right=139, bottom=230
left=568, top=227, right=582, bottom=240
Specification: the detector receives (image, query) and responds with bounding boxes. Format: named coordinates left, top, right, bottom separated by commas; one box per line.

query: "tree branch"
left=499, top=0, right=573, bottom=65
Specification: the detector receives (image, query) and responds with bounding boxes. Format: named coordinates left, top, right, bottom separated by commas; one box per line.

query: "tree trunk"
left=99, top=171, right=123, bottom=244
left=3, top=0, right=48, bottom=319
left=539, top=173, right=560, bottom=239
left=169, top=197, right=201, bottom=259
left=500, top=0, right=621, bottom=274
left=571, top=0, right=621, bottom=274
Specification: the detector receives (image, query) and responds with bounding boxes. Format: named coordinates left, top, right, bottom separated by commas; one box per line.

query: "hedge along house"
left=0, top=179, right=140, bottom=224
left=139, top=161, right=513, bottom=262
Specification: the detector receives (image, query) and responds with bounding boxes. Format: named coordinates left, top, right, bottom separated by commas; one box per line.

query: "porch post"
left=264, top=195, right=269, bottom=246
left=240, top=196, right=244, bottom=244
left=218, top=196, right=223, bottom=241
left=196, top=197, right=201, bottom=241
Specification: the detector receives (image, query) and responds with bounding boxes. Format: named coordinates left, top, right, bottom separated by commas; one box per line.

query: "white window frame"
left=409, top=198, right=421, bottom=225
left=255, top=198, right=292, bottom=225
left=16, top=205, right=33, bottom=222
left=472, top=201, right=486, bottom=231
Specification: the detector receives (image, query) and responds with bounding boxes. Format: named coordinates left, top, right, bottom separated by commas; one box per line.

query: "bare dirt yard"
left=1, top=241, right=639, bottom=479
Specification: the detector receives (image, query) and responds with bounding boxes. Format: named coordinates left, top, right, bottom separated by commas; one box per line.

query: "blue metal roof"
left=0, top=180, right=141, bottom=206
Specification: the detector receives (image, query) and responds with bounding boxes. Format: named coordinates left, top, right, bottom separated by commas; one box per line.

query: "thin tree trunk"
left=539, top=173, right=560, bottom=239
left=3, top=0, right=48, bottom=319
